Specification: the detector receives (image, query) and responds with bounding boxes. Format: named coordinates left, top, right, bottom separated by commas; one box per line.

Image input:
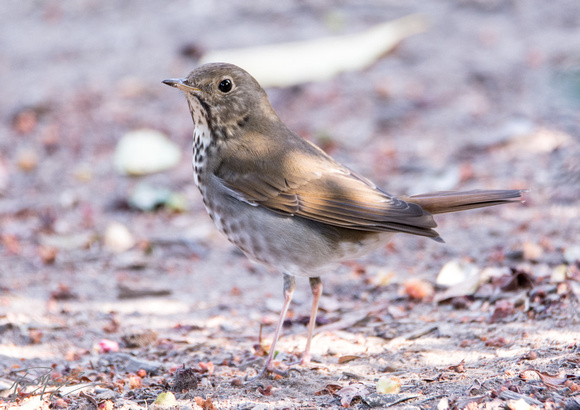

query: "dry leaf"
left=402, top=278, right=434, bottom=300
left=489, top=299, right=515, bottom=323
left=337, top=383, right=368, bottom=408
left=485, top=337, right=509, bottom=347
left=114, top=129, right=181, bottom=176
left=38, top=245, right=58, bottom=264
left=338, top=355, right=361, bottom=364
left=507, top=398, right=531, bottom=410
left=128, top=375, right=142, bottom=389
left=257, top=385, right=273, bottom=396
left=436, top=259, right=480, bottom=287
left=154, top=392, right=177, bottom=406
left=448, top=359, right=466, bottom=373
left=99, top=400, right=114, bottom=410
left=198, top=362, right=214, bottom=374
left=522, top=241, right=544, bottom=261
left=104, top=222, right=135, bottom=253
left=50, top=283, right=77, bottom=300
left=195, top=396, right=216, bottom=410
left=521, top=369, right=569, bottom=387
left=315, top=384, right=342, bottom=395
left=494, top=269, right=535, bottom=291
left=376, top=375, right=401, bottom=394
left=519, top=351, right=537, bottom=361
left=201, top=15, right=427, bottom=87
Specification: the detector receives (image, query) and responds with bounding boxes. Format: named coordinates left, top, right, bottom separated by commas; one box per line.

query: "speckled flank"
left=187, top=95, right=234, bottom=243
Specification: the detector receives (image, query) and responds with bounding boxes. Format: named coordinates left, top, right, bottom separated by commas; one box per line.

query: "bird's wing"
left=214, top=133, right=439, bottom=238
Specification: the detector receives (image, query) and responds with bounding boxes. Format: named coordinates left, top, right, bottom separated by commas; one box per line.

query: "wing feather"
left=214, top=130, right=439, bottom=238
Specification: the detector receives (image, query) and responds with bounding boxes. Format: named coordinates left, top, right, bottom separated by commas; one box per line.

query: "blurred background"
left=1, top=0, right=580, bottom=406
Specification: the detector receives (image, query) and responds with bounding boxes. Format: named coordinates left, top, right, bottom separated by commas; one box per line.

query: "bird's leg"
left=245, top=273, right=296, bottom=383
left=301, top=276, right=322, bottom=365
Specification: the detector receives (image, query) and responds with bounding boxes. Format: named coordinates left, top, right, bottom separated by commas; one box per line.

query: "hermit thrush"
left=163, top=63, right=524, bottom=381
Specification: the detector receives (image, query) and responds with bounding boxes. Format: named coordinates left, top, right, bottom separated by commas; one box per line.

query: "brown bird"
left=163, top=63, right=524, bottom=381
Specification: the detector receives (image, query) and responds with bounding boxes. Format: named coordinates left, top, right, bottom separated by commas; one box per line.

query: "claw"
left=287, top=367, right=302, bottom=376
left=242, top=362, right=288, bottom=384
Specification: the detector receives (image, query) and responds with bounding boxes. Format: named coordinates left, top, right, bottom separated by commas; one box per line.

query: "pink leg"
left=302, top=276, right=322, bottom=365
left=245, top=274, right=295, bottom=383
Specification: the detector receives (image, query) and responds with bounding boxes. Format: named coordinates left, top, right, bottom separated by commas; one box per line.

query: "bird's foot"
left=299, top=352, right=312, bottom=366
left=285, top=350, right=315, bottom=367
left=242, top=361, right=301, bottom=384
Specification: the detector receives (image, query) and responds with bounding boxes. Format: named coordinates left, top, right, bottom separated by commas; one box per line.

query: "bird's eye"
left=218, top=79, right=233, bottom=93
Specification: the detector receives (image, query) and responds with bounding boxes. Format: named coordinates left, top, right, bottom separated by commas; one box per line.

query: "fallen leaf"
left=565, top=380, right=580, bottom=392
left=436, top=259, right=480, bottom=287
left=198, top=362, right=214, bottom=374
left=507, top=398, right=532, bottom=410
left=489, top=299, right=515, bottom=323
left=315, top=383, right=342, bottom=395
left=448, top=359, right=466, bottom=373
left=437, top=397, right=450, bottom=409
left=200, top=15, right=427, bottom=87
left=337, top=383, right=368, bottom=407
left=99, top=400, right=114, bottom=410
left=38, top=245, right=58, bottom=264
left=522, top=241, right=544, bottom=261
left=40, top=232, right=94, bottom=251
left=194, top=397, right=216, bottom=410
left=485, top=337, right=509, bottom=347
left=50, top=283, right=77, bottom=300
left=114, top=129, right=181, bottom=176
left=402, top=278, right=434, bottom=300
left=521, top=369, right=569, bottom=387
left=128, top=375, right=142, bottom=389
left=155, top=392, right=178, bottom=407
left=519, top=351, right=537, bottom=361
left=376, top=375, right=401, bottom=394
left=494, top=268, right=535, bottom=291
left=338, top=355, right=361, bottom=364
left=551, top=265, right=569, bottom=283
left=104, top=222, right=135, bottom=253
left=258, top=385, right=273, bottom=396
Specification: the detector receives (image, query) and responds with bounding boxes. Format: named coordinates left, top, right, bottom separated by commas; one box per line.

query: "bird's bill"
left=162, top=78, right=201, bottom=93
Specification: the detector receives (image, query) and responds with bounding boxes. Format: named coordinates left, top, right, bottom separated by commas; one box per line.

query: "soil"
left=1, top=1, right=580, bottom=409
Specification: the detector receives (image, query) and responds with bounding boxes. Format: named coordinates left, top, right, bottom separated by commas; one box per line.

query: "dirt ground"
left=1, top=1, right=580, bottom=409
